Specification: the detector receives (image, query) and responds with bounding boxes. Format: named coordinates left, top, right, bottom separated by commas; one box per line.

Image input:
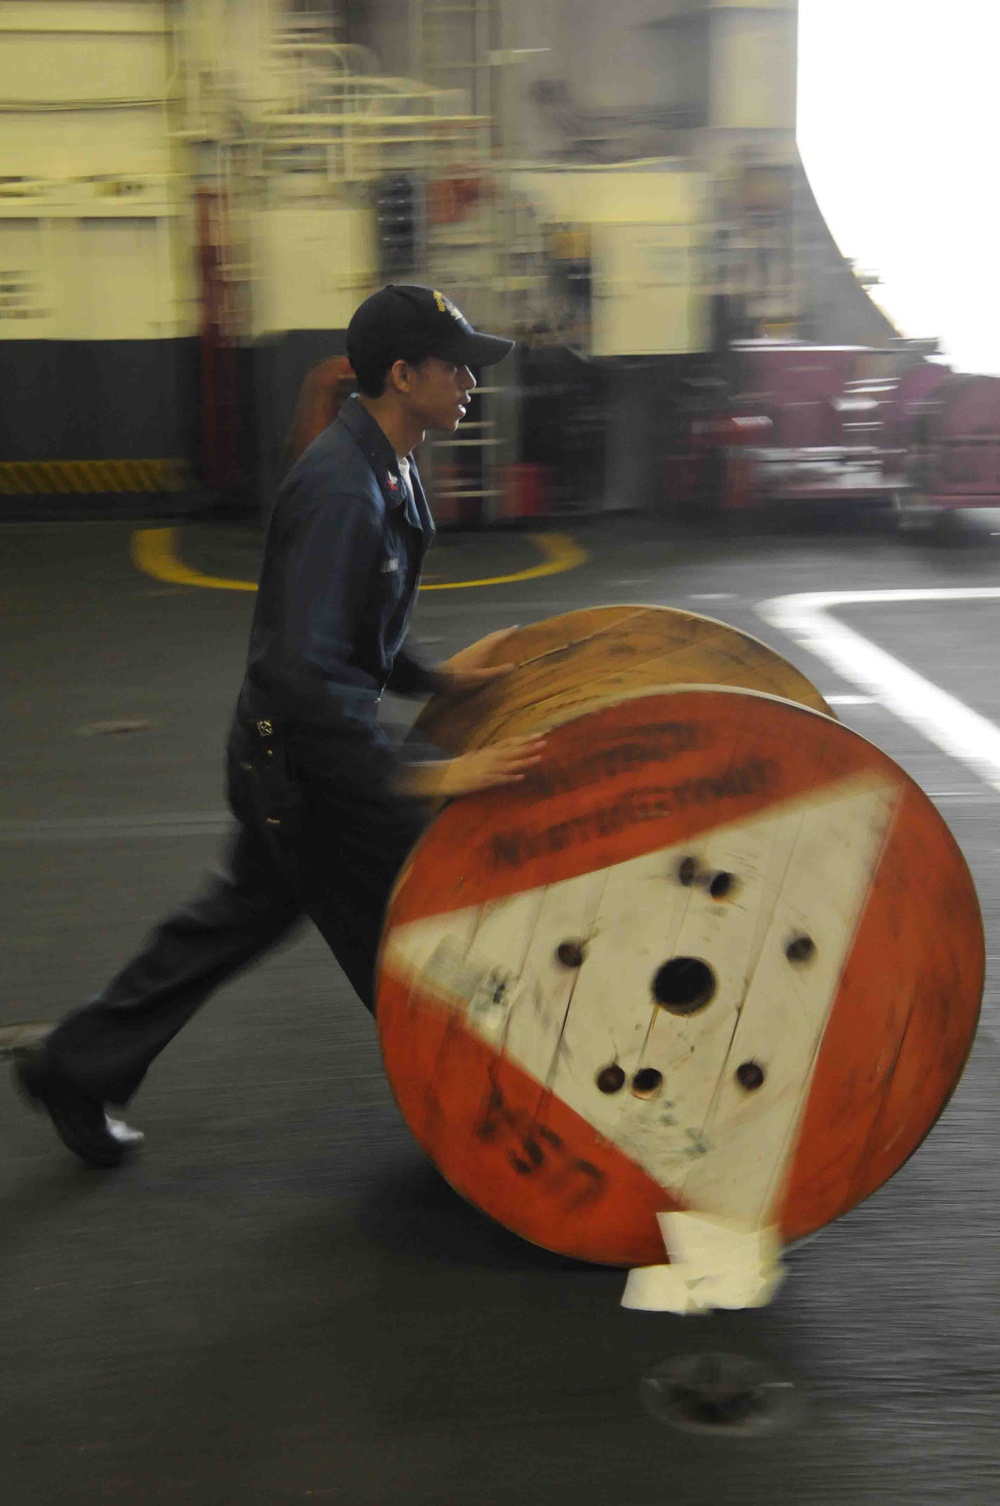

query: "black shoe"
left=14, top=1051, right=143, bottom=1169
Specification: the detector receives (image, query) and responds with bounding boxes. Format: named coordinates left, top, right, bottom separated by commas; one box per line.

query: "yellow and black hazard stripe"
left=0, top=459, right=188, bottom=496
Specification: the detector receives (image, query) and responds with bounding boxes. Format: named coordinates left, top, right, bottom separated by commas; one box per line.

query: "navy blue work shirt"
left=236, top=395, right=440, bottom=795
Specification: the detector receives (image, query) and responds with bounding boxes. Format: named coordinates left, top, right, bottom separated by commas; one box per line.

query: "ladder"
left=411, top=0, right=498, bottom=125
left=409, top=0, right=517, bottom=524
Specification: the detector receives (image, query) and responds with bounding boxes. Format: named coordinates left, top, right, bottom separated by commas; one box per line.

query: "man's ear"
left=388, top=359, right=411, bottom=394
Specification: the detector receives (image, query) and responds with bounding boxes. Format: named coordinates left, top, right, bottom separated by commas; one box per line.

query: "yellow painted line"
left=130, top=527, right=588, bottom=594
left=131, top=527, right=257, bottom=592
left=0, top=459, right=186, bottom=495
left=421, top=531, right=588, bottom=589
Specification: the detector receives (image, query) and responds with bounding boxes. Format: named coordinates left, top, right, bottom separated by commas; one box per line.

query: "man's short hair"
left=347, top=345, right=430, bottom=399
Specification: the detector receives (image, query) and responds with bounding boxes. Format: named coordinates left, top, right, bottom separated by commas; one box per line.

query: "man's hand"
left=435, top=626, right=522, bottom=695
left=398, top=736, right=546, bottom=799
left=440, top=736, right=546, bottom=796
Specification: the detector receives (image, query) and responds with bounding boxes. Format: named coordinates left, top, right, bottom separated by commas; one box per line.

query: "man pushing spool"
left=15, top=286, right=543, bottom=1168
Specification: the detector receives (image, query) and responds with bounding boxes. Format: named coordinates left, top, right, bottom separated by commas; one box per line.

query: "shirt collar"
left=338, top=394, right=415, bottom=518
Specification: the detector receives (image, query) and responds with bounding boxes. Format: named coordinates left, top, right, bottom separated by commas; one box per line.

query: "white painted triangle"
left=381, top=773, right=901, bottom=1228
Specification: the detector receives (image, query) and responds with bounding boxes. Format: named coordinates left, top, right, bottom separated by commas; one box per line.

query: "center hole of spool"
left=652, top=957, right=716, bottom=1015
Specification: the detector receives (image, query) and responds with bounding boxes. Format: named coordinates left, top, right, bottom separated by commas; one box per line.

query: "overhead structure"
left=0, top=1, right=919, bottom=521
left=0, top=0, right=195, bottom=500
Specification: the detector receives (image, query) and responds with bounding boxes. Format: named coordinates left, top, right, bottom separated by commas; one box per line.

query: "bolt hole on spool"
left=708, top=871, right=737, bottom=900
left=785, top=934, right=816, bottom=964
left=652, top=957, right=716, bottom=1015
left=630, top=1067, right=663, bottom=1099
left=736, top=1061, right=765, bottom=1091
left=556, top=940, right=586, bottom=968
left=596, top=1064, right=626, bottom=1094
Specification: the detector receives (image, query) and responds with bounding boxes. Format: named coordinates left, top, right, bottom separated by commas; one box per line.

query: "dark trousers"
left=42, top=718, right=427, bottom=1106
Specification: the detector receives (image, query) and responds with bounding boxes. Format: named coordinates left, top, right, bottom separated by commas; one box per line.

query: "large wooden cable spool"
left=378, top=626, right=984, bottom=1270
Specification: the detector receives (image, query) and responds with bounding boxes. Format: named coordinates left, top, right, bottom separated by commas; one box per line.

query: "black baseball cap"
left=347, top=284, right=514, bottom=371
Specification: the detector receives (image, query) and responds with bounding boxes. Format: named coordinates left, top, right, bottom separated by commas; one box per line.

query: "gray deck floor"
left=3, top=514, right=998, bottom=1505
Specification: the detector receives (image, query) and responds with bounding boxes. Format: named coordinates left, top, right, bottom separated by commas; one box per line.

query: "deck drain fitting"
left=708, top=870, right=737, bottom=900
left=639, top=1352, right=799, bottom=1436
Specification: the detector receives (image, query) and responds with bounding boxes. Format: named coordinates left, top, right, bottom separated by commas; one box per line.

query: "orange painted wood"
left=778, top=780, right=984, bottom=1239
left=414, top=605, right=834, bottom=756
left=378, top=688, right=983, bottom=1266
left=377, top=967, right=681, bottom=1266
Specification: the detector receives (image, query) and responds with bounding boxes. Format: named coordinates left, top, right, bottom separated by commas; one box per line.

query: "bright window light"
left=798, top=0, right=999, bottom=374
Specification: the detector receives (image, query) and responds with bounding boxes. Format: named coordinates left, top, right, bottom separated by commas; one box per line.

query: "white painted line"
left=758, top=587, right=1000, bottom=797
left=926, top=790, right=997, bottom=802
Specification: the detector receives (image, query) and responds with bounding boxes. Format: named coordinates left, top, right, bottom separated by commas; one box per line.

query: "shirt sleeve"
left=385, top=641, right=443, bottom=696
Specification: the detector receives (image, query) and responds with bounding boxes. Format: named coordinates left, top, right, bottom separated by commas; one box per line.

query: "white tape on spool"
left=621, top=1213, right=785, bottom=1313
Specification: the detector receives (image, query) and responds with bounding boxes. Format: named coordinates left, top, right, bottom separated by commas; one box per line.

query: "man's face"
left=398, top=356, right=476, bottom=432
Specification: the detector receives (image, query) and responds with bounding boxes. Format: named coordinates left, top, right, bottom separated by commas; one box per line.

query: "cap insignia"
left=432, top=290, right=465, bottom=324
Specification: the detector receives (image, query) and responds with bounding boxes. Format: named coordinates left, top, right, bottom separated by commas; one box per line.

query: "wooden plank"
left=670, top=776, right=900, bottom=1228
left=414, top=605, right=833, bottom=755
